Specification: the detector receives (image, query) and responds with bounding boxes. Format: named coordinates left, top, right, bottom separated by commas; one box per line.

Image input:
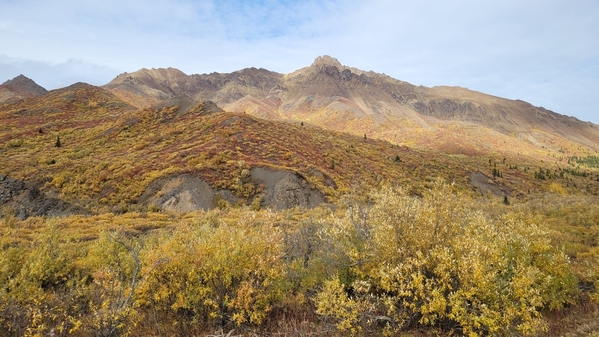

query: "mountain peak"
left=0, top=74, right=48, bottom=102
left=2, top=74, right=31, bottom=85
left=312, top=55, right=342, bottom=68
left=285, top=55, right=345, bottom=79
left=2, top=74, right=43, bottom=89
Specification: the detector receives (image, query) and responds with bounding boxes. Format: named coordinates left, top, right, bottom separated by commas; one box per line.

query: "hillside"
left=4, top=82, right=599, bottom=215
left=0, top=83, right=480, bottom=214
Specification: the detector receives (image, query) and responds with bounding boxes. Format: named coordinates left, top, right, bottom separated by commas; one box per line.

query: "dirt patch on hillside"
left=0, top=174, right=87, bottom=219
left=139, top=168, right=326, bottom=212
left=251, top=167, right=325, bottom=210
left=469, top=172, right=511, bottom=196
left=138, top=174, right=239, bottom=212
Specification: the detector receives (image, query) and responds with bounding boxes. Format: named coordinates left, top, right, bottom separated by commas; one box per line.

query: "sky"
left=1, top=0, right=598, bottom=123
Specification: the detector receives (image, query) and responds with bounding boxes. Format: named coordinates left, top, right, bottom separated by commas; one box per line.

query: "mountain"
left=104, top=66, right=284, bottom=113
left=103, top=56, right=599, bottom=156
left=4, top=80, right=574, bottom=215
left=0, top=74, right=48, bottom=103
left=2, top=59, right=599, bottom=214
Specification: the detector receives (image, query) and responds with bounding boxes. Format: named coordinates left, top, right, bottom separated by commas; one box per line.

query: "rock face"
left=138, top=168, right=326, bottom=212
left=0, top=174, right=86, bottom=219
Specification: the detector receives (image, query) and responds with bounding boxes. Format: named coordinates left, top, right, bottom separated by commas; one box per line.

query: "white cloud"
left=0, top=0, right=597, bottom=123
left=0, top=55, right=121, bottom=89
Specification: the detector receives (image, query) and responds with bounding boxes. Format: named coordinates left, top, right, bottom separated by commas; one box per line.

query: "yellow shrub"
left=549, top=182, right=567, bottom=195
left=315, top=278, right=361, bottom=334
left=315, top=180, right=578, bottom=336
left=136, top=210, right=287, bottom=328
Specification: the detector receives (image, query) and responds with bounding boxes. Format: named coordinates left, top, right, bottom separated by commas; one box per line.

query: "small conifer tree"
left=55, top=136, right=61, bottom=148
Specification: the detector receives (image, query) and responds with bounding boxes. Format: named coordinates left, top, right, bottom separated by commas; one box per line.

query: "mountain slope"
left=103, top=56, right=599, bottom=156
left=7, top=82, right=585, bottom=213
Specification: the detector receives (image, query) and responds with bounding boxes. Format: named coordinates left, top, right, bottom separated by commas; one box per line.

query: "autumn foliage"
left=1, top=182, right=596, bottom=336
left=315, top=181, right=579, bottom=336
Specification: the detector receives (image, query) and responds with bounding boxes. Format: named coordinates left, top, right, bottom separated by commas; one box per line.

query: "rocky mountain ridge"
left=103, top=56, right=599, bottom=153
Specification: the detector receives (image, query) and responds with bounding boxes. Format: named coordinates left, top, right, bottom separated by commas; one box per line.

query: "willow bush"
left=135, top=210, right=287, bottom=332
left=315, top=181, right=579, bottom=336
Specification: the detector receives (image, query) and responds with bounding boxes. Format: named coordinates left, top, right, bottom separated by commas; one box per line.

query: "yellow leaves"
left=135, top=209, right=287, bottom=328
left=315, top=278, right=361, bottom=334
left=314, top=181, right=579, bottom=335
left=0, top=222, right=94, bottom=336
left=230, top=280, right=271, bottom=325
left=49, top=171, right=71, bottom=189
left=5, top=137, right=27, bottom=149
left=0, top=182, right=592, bottom=335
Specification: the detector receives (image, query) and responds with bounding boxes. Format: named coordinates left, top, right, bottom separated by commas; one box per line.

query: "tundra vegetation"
left=1, top=181, right=598, bottom=337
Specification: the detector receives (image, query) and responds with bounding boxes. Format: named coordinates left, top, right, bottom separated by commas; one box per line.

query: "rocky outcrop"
left=138, top=174, right=214, bottom=212
left=0, top=174, right=86, bottom=219
left=469, top=172, right=511, bottom=197
left=137, top=174, right=238, bottom=212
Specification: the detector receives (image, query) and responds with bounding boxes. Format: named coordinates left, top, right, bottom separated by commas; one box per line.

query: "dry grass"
left=541, top=299, right=599, bottom=337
